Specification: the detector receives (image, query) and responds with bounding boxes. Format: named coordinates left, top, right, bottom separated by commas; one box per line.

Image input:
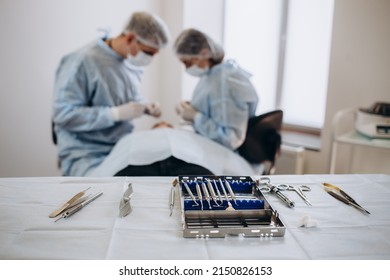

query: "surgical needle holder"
left=55, top=192, right=103, bottom=222
left=323, top=182, right=370, bottom=214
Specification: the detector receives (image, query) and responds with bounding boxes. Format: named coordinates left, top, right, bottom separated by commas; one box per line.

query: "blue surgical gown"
left=191, top=60, right=259, bottom=150
left=52, top=39, right=144, bottom=176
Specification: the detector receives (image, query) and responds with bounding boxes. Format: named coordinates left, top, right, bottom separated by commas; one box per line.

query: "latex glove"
left=175, top=101, right=189, bottom=115
left=111, top=101, right=146, bottom=121
left=144, top=102, right=161, bottom=118
left=176, top=101, right=198, bottom=122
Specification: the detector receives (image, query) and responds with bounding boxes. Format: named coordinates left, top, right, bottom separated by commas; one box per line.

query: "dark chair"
left=238, top=110, right=283, bottom=175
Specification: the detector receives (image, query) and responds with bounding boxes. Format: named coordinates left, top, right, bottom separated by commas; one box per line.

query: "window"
left=224, top=0, right=334, bottom=130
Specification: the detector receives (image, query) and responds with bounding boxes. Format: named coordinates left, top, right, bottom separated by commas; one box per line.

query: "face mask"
left=185, top=64, right=209, bottom=77
left=127, top=51, right=153, bottom=67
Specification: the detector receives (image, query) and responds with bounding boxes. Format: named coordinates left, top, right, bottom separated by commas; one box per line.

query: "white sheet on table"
left=1, top=175, right=390, bottom=259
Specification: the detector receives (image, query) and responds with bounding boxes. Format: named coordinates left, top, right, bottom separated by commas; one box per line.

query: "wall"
left=305, top=0, right=390, bottom=174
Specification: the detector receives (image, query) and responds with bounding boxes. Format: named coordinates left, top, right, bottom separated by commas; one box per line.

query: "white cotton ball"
left=299, top=215, right=318, bottom=228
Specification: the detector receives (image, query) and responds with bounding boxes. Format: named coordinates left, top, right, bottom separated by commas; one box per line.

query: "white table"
left=0, top=174, right=389, bottom=260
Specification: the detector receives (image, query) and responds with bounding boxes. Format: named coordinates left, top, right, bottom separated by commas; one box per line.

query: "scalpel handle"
left=169, top=186, right=175, bottom=216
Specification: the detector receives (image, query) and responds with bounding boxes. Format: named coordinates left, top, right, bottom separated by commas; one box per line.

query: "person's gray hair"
left=174, top=28, right=224, bottom=63
left=124, top=12, right=170, bottom=49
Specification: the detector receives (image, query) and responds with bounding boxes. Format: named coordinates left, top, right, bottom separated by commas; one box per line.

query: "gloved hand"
left=144, top=101, right=161, bottom=118
left=111, top=101, right=146, bottom=121
left=176, top=101, right=198, bottom=122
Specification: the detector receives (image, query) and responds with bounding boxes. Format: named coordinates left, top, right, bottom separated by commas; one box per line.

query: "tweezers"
left=55, top=192, right=103, bottom=222
left=49, top=187, right=91, bottom=218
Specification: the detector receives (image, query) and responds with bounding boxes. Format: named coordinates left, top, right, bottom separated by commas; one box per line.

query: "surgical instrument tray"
left=177, top=175, right=286, bottom=238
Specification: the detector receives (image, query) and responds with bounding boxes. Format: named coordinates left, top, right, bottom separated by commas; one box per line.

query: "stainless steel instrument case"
left=178, top=175, right=286, bottom=238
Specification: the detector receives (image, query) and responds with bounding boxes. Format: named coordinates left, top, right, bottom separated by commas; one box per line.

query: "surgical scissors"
left=282, top=185, right=312, bottom=206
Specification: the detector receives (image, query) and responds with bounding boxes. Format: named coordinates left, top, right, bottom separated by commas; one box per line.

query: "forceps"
left=55, top=192, right=103, bottom=222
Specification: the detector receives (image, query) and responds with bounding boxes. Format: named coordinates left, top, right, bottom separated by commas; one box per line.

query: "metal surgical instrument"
left=224, top=179, right=238, bottom=206
left=213, top=179, right=224, bottom=203
left=195, top=181, right=204, bottom=210
left=256, top=177, right=295, bottom=208
left=119, top=183, right=134, bottom=218
left=183, top=180, right=199, bottom=207
left=219, top=178, right=235, bottom=211
left=169, top=185, right=175, bottom=216
left=55, top=192, right=103, bottom=222
left=323, top=182, right=370, bottom=214
left=287, top=185, right=311, bottom=206
left=49, top=187, right=91, bottom=218
left=200, top=180, right=212, bottom=209
left=270, top=185, right=295, bottom=208
left=206, top=179, right=221, bottom=206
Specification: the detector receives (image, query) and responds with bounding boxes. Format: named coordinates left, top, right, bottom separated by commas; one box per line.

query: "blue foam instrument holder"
left=180, top=176, right=264, bottom=211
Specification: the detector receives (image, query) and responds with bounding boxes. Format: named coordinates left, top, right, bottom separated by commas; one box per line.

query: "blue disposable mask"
left=185, top=64, right=209, bottom=77
left=127, top=51, right=153, bottom=67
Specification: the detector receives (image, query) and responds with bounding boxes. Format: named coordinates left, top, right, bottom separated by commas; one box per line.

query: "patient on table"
left=87, top=122, right=263, bottom=176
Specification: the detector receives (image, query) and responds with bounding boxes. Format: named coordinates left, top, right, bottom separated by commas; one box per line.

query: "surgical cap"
left=124, top=12, right=170, bottom=49
left=174, top=28, right=224, bottom=62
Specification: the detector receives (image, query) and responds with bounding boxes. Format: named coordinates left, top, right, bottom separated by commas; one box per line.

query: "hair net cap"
left=174, top=28, right=224, bottom=62
left=124, top=12, right=170, bottom=49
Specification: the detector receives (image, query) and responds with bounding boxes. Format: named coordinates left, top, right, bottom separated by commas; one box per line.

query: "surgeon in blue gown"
left=52, top=12, right=170, bottom=176
left=174, top=28, right=259, bottom=150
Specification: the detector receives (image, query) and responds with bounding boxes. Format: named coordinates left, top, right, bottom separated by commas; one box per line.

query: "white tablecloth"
left=0, top=174, right=389, bottom=260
